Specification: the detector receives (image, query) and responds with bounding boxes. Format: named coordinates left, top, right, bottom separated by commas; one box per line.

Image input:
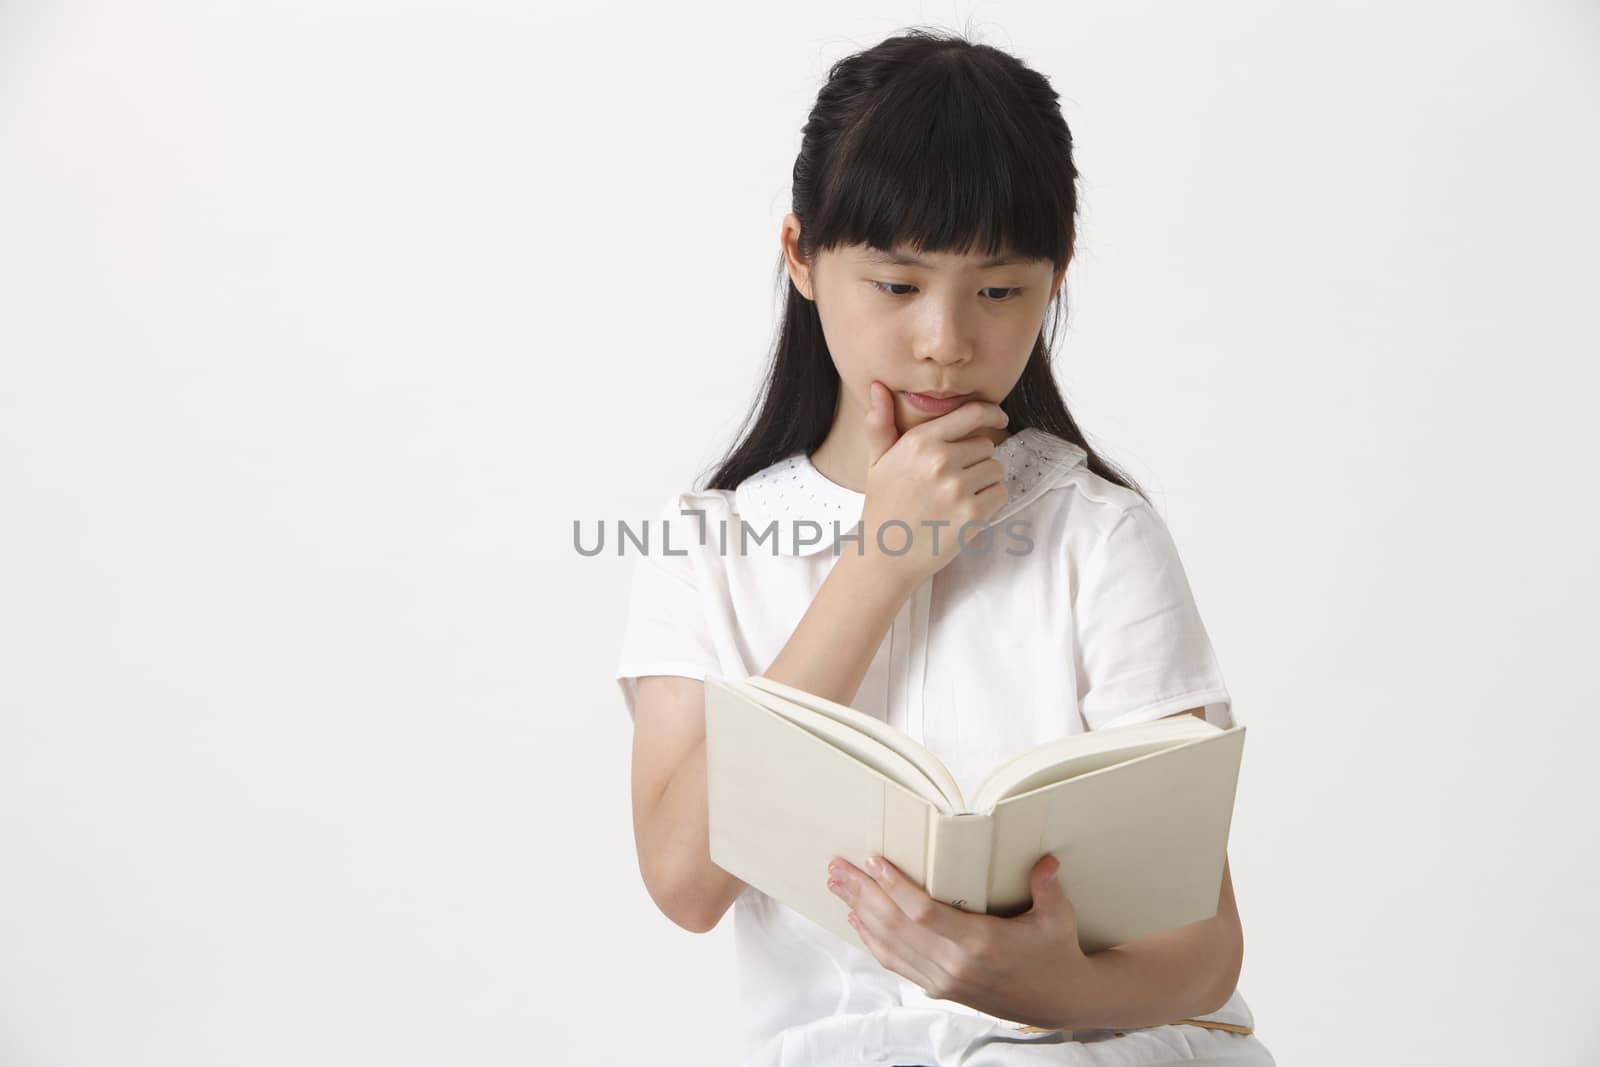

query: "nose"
left=911, top=313, right=976, bottom=367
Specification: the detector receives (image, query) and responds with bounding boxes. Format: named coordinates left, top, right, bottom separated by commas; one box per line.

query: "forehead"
left=847, top=243, right=1039, bottom=269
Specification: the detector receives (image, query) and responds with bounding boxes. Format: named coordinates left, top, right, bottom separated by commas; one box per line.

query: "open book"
left=703, top=674, right=1246, bottom=955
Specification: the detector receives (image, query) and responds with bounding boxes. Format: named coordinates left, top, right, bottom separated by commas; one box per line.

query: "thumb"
left=861, top=380, right=901, bottom=465
left=1026, top=853, right=1070, bottom=924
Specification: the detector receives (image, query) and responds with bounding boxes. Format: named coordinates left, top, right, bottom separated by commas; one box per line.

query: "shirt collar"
left=732, top=426, right=1088, bottom=557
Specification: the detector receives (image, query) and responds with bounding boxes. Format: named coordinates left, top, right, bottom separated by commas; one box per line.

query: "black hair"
left=698, top=26, right=1147, bottom=504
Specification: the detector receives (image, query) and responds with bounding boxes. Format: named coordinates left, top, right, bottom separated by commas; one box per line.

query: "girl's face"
left=782, top=215, right=1068, bottom=437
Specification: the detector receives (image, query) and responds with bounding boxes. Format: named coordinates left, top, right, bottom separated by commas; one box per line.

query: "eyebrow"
left=856, top=248, right=1030, bottom=269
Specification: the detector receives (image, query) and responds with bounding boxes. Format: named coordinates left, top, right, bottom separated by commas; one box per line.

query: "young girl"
left=615, top=28, right=1276, bottom=1067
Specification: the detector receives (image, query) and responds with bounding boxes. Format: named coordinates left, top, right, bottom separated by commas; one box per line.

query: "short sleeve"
left=614, top=494, right=723, bottom=721
left=1073, top=501, right=1234, bottom=732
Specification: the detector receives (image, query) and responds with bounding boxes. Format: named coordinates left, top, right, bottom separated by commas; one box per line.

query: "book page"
left=978, top=725, right=1246, bottom=951
left=739, top=675, right=965, bottom=812
left=703, top=676, right=938, bottom=949
left=969, top=716, right=1218, bottom=813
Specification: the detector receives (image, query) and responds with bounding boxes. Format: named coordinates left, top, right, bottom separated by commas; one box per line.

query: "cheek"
left=815, top=302, right=883, bottom=370
left=824, top=337, right=897, bottom=398
left=835, top=364, right=916, bottom=434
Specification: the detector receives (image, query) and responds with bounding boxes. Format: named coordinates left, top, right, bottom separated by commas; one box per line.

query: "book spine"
left=924, top=812, right=994, bottom=914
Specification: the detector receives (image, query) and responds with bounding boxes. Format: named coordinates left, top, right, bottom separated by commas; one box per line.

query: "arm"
left=630, top=677, right=747, bottom=933
left=1054, top=706, right=1244, bottom=1030
left=760, top=551, right=918, bottom=705
left=631, top=552, right=919, bottom=933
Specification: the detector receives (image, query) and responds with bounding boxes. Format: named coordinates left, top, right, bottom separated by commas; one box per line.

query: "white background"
left=3, top=2, right=1597, bottom=1064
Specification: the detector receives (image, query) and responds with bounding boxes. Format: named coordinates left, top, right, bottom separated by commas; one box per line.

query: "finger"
left=916, top=397, right=1009, bottom=444
left=861, top=380, right=901, bottom=464
left=849, top=857, right=985, bottom=985
left=956, top=455, right=1007, bottom=498
left=832, top=859, right=955, bottom=988
left=948, top=433, right=999, bottom=471
left=970, top=478, right=1009, bottom=516
left=846, top=910, right=940, bottom=997
left=1024, top=853, right=1075, bottom=930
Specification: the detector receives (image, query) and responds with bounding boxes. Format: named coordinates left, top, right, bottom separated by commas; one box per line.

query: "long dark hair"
left=698, top=27, right=1147, bottom=504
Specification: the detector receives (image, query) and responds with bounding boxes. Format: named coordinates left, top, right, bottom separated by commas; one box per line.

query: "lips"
left=903, top=390, right=976, bottom=414
left=910, top=390, right=971, bottom=399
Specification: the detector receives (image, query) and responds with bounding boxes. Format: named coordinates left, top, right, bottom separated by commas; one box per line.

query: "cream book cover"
left=703, top=673, right=1246, bottom=955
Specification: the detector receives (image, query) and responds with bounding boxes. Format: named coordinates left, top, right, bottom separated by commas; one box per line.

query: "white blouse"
left=615, top=427, right=1271, bottom=1067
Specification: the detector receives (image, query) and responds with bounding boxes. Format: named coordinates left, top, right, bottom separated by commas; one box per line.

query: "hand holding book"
left=703, top=674, right=1246, bottom=960
left=824, top=847, right=1094, bottom=1031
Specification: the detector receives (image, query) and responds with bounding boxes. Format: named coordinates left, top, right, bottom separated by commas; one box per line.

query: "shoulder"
left=637, top=447, right=837, bottom=571
left=1057, top=468, right=1159, bottom=546
left=1042, top=467, right=1197, bottom=603
left=644, top=488, right=737, bottom=558
left=652, top=487, right=738, bottom=521
left=1018, top=432, right=1156, bottom=552
left=652, top=455, right=788, bottom=524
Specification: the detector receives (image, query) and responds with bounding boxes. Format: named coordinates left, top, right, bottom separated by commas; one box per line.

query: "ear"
left=780, top=213, right=816, bottom=301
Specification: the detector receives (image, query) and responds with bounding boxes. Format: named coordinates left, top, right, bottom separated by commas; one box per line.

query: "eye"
left=868, top=281, right=1025, bottom=302
left=869, top=281, right=917, bottom=297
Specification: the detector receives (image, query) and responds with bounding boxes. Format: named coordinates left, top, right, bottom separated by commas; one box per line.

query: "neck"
left=808, top=421, right=871, bottom=493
